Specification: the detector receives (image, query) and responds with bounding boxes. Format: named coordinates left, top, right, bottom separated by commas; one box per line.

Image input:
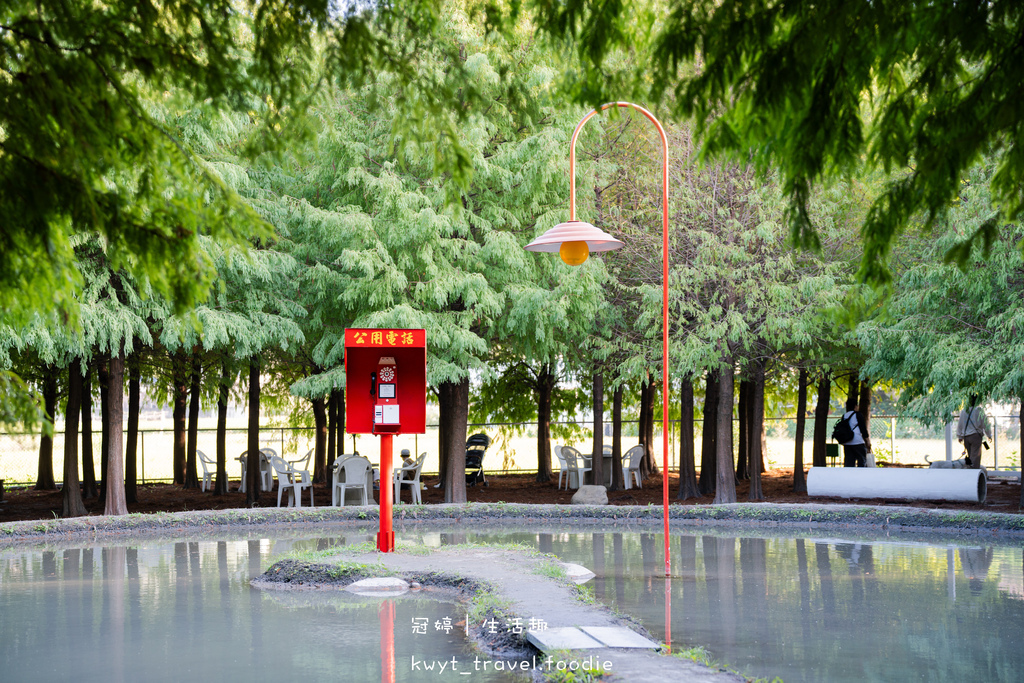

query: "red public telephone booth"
left=345, top=329, right=426, bottom=551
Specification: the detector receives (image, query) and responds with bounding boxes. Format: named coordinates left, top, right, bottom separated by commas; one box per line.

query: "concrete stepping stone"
left=580, top=626, right=659, bottom=649
left=559, top=562, right=596, bottom=583
left=527, top=625, right=659, bottom=652
left=527, top=627, right=605, bottom=651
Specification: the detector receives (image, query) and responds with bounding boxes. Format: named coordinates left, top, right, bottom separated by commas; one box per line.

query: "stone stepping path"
left=527, top=625, right=658, bottom=651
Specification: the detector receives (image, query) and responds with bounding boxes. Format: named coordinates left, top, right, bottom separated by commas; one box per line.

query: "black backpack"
left=831, top=413, right=855, bottom=444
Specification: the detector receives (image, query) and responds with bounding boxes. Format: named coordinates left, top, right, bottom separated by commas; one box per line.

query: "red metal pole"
left=568, top=102, right=671, bottom=577
left=377, top=434, right=395, bottom=552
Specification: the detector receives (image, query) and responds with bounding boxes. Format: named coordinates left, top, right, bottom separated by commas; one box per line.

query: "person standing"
left=840, top=399, right=871, bottom=467
left=957, top=395, right=991, bottom=469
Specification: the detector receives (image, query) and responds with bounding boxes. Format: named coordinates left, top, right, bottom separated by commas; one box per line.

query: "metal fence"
left=1, top=414, right=1020, bottom=487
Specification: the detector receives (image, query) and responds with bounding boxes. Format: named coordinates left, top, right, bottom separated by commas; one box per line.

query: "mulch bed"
left=1, top=467, right=1020, bottom=523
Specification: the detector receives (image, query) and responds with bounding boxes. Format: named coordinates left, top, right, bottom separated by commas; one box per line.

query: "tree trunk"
left=847, top=374, right=860, bottom=407
left=171, top=350, right=188, bottom=485
left=439, top=378, right=469, bottom=503
left=35, top=368, right=57, bottom=490
left=98, top=358, right=109, bottom=503
left=535, top=364, right=555, bottom=483
left=760, top=415, right=768, bottom=473
left=104, top=350, right=128, bottom=515
left=62, top=360, right=88, bottom=518
left=184, top=352, right=201, bottom=489
left=858, top=379, right=873, bottom=435
left=312, top=396, right=327, bottom=483
left=748, top=359, right=765, bottom=501
left=713, top=361, right=737, bottom=504
left=676, top=373, right=699, bottom=500
left=215, top=360, right=230, bottom=495
left=335, top=389, right=345, bottom=460
left=637, top=380, right=649, bottom=460
left=437, top=393, right=448, bottom=486
left=736, top=379, right=749, bottom=480
left=80, top=363, right=97, bottom=499
left=793, top=367, right=808, bottom=493
left=327, top=390, right=338, bottom=475
left=610, top=382, right=625, bottom=491
left=640, top=379, right=658, bottom=478
left=645, top=380, right=658, bottom=476
left=245, top=357, right=261, bottom=506
left=125, top=355, right=140, bottom=503
left=590, top=371, right=604, bottom=487
left=812, top=372, right=831, bottom=467
left=698, top=370, right=719, bottom=496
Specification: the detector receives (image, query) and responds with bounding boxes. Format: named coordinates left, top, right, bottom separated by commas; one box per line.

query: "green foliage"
left=0, top=0, right=330, bottom=323
left=857, top=159, right=1024, bottom=418
left=0, top=370, right=42, bottom=430
left=531, top=0, right=1024, bottom=283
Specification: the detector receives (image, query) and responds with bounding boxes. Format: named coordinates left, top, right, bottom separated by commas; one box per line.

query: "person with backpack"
left=835, top=398, right=871, bottom=467
left=956, top=394, right=991, bottom=469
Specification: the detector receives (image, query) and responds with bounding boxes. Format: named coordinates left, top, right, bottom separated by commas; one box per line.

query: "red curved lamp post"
left=525, top=101, right=671, bottom=578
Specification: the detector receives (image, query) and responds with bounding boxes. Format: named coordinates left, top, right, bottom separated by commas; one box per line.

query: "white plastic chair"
left=333, top=456, right=372, bottom=506
left=553, top=445, right=569, bottom=490
left=560, top=445, right=591, bottom=489
left=289, top=448, right=314, bottom=471
left=258, top=448, right=277, bottom=491
left=238, top=449, right=275, bottom=493
left=197, top=450, right=216, bottom=492
left=393, top=452, right=426, bottom=505
left=270, top=455, right=314, bottom=507
left=623, top=445, right=645, bottom=489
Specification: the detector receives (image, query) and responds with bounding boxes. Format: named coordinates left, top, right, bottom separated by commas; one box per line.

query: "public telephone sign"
left=344, top=328, right=427, bottom=435
left=346, top=329, right=426, bottom=348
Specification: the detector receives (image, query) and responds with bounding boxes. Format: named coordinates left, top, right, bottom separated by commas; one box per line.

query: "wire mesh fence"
left=1, top=414, right=1020, bottom=487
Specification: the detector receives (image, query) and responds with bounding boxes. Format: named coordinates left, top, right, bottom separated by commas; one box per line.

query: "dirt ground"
left=1, top=466, right=1020, bottom=523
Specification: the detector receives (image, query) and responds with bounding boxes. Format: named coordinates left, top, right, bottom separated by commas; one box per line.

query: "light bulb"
left=559, top=240, right=590, bottom=266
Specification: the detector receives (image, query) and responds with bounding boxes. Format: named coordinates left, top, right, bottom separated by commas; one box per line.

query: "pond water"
left=0, top=531, right=522, bottom=683
left=2, top=525, right=1022, bottom=683
left=434, top=527, right=1024, bottom=683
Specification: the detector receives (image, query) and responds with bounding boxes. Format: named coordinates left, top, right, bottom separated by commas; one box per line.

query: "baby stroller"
left=465, top=433, right=491, bottom=486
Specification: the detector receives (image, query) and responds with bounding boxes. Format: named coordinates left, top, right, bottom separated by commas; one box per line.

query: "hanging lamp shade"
left=524, top=220, right=624, bottom=255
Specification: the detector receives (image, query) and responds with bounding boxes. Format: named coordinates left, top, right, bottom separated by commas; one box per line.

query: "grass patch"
left=260, top=557, right=393, bottom=584
left=394, top=541, right=432, bottom=556
left=468, top=588, right=515, bottom=624
left=572, top=584, right=597, bottom=605
left=673, top=645, right=784, bottom=682
left=340, top=540, right=376, bottom=555
left=540, top=649, right=608, bottom=682
left=442, top=540, right=542, bottom=555
left=535, top=559, right=568, bottom=580
left=674, top=645, right=717, bottom=668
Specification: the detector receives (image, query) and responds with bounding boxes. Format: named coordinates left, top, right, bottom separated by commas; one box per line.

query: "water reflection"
left=3, top=526, right=1021, bottom=683
left=381, top=600, right=396, bottom=683
left=0, top=538, right=523, bottom=683
left=430, top=527, right=1024, bottom=683
left=960, top=546, right=994, bottom=596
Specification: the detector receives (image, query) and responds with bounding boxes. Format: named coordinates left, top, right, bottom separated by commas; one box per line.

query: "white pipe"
left=945, top=422, right=953, bottom=462
left=807, top=467, right=986, bottom=503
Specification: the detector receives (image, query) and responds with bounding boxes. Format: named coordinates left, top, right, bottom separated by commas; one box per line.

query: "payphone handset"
left=372, top=356, right=399, bottom=427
